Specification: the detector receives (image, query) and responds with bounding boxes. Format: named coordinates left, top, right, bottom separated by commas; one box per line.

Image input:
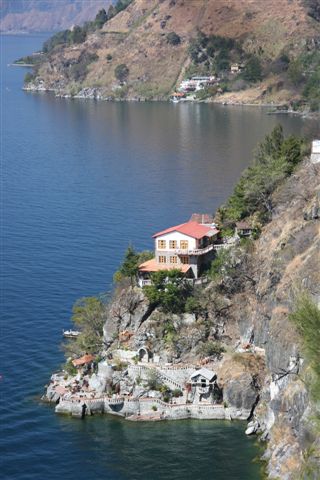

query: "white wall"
left=155, top=231, right=197, bottom=251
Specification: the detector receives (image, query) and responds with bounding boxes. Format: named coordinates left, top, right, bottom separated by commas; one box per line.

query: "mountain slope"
left=0, top=0, right=111, bottom=33
left=25, top=0, right=320, bottom=105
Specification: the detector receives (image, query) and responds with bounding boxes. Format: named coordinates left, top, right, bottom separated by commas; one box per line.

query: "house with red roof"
left=138, top=219, right=219, bottom=286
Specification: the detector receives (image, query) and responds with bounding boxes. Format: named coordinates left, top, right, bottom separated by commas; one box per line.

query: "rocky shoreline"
left=23, top=81, right=319, bottom=119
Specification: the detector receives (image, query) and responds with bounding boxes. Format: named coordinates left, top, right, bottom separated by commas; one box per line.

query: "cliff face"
left=102, top=157, right=320, bottom=478
left=24, top=0, right=319, bottom=103
left=0, top=0, right=111, bottom=33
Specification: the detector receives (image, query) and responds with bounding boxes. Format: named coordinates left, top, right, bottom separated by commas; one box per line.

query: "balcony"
left=173, top=244, right=214, bottom=256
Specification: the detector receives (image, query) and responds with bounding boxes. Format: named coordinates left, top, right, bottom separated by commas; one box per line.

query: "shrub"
left=197, top=341, right=225, bottom=359
left=146, top=369, right=163, bottom=391
left=172, top=389, right=183, bottom=398
left=24, top=72, right=35, bottom=84
left=209, top=249, right=233, bottom=280
left=69, top=52, right=98, bottom=82
left=64, top=360, right=77, bottom=376
left=151, top=405, right=158, bottom=411
left=167, top=32, right=181, bottom=46
left=114, top=64, right=129, bottom=83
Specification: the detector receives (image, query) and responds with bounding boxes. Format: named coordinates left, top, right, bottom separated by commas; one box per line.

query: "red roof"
left=153, top=221, right=219, bottom=240
left=236, top=221, right=252, bottom=230
left=72, top=354, right=95, bottom=367
left=139, top=258, right=191, bottom=273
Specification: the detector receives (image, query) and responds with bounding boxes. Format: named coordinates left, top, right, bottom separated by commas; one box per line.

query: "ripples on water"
left=2, top=34, right=318, bottom=480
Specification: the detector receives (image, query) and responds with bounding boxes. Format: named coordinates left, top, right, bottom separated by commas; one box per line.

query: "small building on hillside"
left=189, top=213, right=215, bottom=225
left=230, top=63, right=244, bottom=74
left=189, top=368, right=217, bottom=403
left=138, top=220, right=219, bottom=286
left=178, top=76, right=216, bottom=93
left=311, top=140, right=320, bottom=164
left=72, top=354, right=95, bottom=368
left=235, top=221, right=253, bottom=237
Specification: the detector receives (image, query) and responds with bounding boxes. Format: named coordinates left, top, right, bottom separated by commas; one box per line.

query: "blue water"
left=1, top=34, right=318, bottom=480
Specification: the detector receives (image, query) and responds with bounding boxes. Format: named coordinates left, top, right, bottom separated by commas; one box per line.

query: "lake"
left=1, top=33, right=318, bottom=480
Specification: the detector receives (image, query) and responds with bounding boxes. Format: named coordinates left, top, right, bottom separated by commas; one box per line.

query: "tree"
left=95, top=8, right=108, bottom=28
left=70, top=25, right=87, bottom=44
left=144, top=269, right=192, bottom=313
left=167, top=32, right=181, bottom=46
left=243, top=56, right=262, bottom=82
left=118, top=246, right=139, bottom=284
left=63, top=296, right=106, bottom=356
left=114, top=64, right=129, bottom=83
left=287, top=59, right=304, bottom=86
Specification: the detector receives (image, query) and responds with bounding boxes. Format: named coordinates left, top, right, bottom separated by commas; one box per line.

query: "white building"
left=138, top=220, right=219, bottom=286
left=179, top=76, right=216, bottom=93
left=311, top=140, right=320, bottom=164
left=188, top=368, right=217, bottom=403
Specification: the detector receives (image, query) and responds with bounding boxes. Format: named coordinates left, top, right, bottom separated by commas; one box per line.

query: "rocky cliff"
left=23, top=0, right=320, bottom=107
left=100, top=156, right=320, bottom=478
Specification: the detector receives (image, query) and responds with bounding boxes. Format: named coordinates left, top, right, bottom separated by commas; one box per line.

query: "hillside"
left=0, top=0, right=111, bottom=33
left=23, top=0, right=320, bottom=110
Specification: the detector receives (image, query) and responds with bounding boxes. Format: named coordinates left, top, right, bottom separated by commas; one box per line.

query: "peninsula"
left=43, top=130, right=320, bottom=479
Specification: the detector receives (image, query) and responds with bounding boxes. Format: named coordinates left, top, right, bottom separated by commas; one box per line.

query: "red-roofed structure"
left=153, top=221, right=219, bottom=240
left=138, top=220, right=220, bottom=285
left=72, top=354, right=95, bottom=367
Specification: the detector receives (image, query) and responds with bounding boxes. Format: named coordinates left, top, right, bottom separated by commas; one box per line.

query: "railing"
left=138, top=279, right=152, bottom=287
left=173, top=244, right=214, bottom=256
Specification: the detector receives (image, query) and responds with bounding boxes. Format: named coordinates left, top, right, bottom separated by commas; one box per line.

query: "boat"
left=63, top=329, right=81, bottom=338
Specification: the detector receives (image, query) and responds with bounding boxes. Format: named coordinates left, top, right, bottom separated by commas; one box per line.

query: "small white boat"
left=63, top=329, right=81, bottom=338
left=171, top=96, right=180, bottom=103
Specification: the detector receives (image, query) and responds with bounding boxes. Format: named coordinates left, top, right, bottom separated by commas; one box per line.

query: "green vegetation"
left=63, top=296, right=106, bottom=357
left=209, top=249, right=233, bottom=280
left=114, top=63, right=130, bottom=83
left=167, top=32, right=181, bottom=46
left=289, top=294, right=320, bottom=401
left=146, top=369, right=163, bottom=390
left=242, top=56, right=262, bottom=83
left=42, top=1, right=133, bottom=54
left=144, top=270, right=192, bottom=313
left=24, top=72, right=36, bottom=84
left=188, top=31, right=240, bottom=74
left=14, top=54, right=44, bottom=66
left=217, top=125, right=305, bottom=227
left=113, top=246, right=153, bottom=284
left=43, top=26, right=87, bottom=53
left=196, top=341, right=225, bottom=359
left=69, top=52, right=98, bottom=82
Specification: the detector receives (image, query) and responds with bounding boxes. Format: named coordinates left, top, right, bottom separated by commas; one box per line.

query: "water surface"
left=1, top=34, right=318, bottom=480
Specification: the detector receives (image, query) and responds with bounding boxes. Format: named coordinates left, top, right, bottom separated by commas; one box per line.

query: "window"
left=180, top=256, right=189, bottom=264
left=158, top=239, right=166, bottom=249
left=170, top=256, right=177, bottom=264
left=158, top=256, right=166, bottom=263
left=180, top=240, right=188, bottom=249
left=169, top=240, right=177, bottom=249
